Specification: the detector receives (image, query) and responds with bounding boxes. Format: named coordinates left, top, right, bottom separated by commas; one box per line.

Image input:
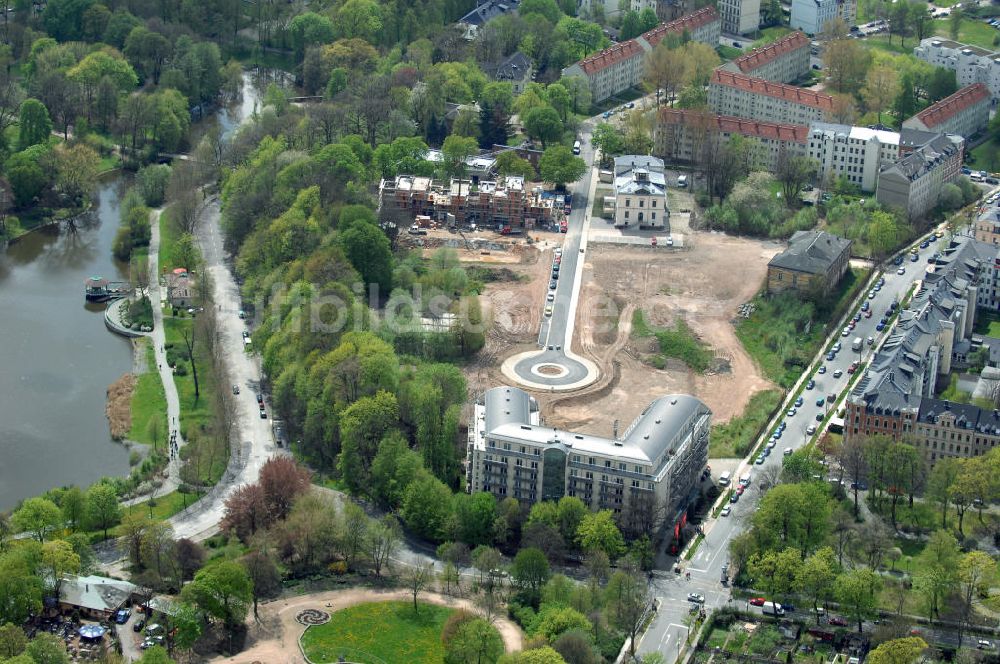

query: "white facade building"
left=613, top=155, right=669, bottom=229
left=718, top=0, right=761, bottom=35
left=720, top=30, right=811, bottom=83
left=790, top=0, right=856, bottom=35
left=913, top=38, right=1000, bottom=101
left=806, top=122, right=901, bottom=192
left=708, top=69, right=834, bottom=125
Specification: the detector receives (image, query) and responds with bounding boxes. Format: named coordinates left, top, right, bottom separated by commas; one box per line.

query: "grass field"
left=861, top=34, right=913, bottom=54
left=968, top=140, right=1000, bottom=173
left=158, top=207, right=185, bottom=272
left=932, top=18, right=1000, bottom=50
left=300, top=601, right=456, bottom=664
left=753, top=26, right=792, bottom=48
left=632, top=310, right=714, bottom=373
left=710, top=389, right=784, bottom=458
left=128, top=340, right=169, bottom=449
left=117, top=489, right=201, bottom=529
left=717, top=45, right=742, bottom=60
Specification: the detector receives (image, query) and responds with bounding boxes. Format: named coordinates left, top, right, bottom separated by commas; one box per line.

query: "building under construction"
left=378, top=175, right=556, bottom=232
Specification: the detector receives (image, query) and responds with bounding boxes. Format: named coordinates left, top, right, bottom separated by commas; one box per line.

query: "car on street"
left=853, top=312, right=861, bottom=323
left=766, top=440, right=776, bottom=449
left=841, top=327, right=850, bottom=336
left=806, top=425, right=816, bottom=435
left=547, top=292, right=554, bottom=302
left=849, top=481, right=868, bottom=490
left=259, top=406, right=267, bottom=419
left=815, top=412, right=824, bottom=421
left=232, top=384, right=240, bottom=394
left=897, top=267, right=905, bottom=275
left=721, top=506, right=731, bottom=517
left=833, top=342, right=841, bottom=352
left=826, top=352, right=836, bottom=361
left=876, top=322, right=885, bottom=331
left=816, top=397, right=825, bottom=406
left=818, top=365, right=826, bottom=374
left=910, top=254, right=919, bottom=262
left=772, top=430, right=782, bottom=440
left=549, top=281, right=557, bottom=289
left=729, top=492, right=738, bottom=503
left=847, top=362, right=858, bottom=374
left=114, top=609, right=130, bottom=625
left=828, top=616, right=849, bottom=627
left=867, top=336, right=874, bottom=345
left=755, top=456, right=765, bottom=464
left=784, top=448, right=793, bottom=456
left=867, top=290, right=876, bottom=299
left=833, top=369, right=843, bottom=378
left=787, top=408, right=797, bottom=416
left=864, top=310, right=872, bottom=318
left=861, top=301, right=869, bottom=311
left=978, top=640, right=992, bottom=650
left=806, top=379, right=815, bottom=390
left=794, top=396, right=803, bottom=407
left=544, top=306, right=553, bottom=316
left=688, top=593, right=705, bottom=603
left=749, top=598, right=766, bottom=606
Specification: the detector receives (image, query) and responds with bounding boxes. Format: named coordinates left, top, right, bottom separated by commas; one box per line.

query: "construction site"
left=447, top=187, right=784, bottom=449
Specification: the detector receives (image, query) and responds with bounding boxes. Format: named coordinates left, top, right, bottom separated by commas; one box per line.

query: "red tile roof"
left=641, top=6, right=720, bottom=48
left=710, top=70, right=834, bottom=112
left=576, top=39, right=646, bottom=75
left=731, top=31, right=809, bottom=74
left=658, top=108, right=810, bottom=143
left=912, top=83, right=990, bottom=129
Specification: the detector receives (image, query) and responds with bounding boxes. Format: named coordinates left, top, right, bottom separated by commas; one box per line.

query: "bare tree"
left=168, top=161, right=207, bottom=235
left=180, top=325, right=200, bottom=401
left=837, top=436, right=869, bottom=518
left=608, top=570, right=651, bottom=657
left=775, top=148, right=818, bottom=206
left=367, top=515, right=401, bottom=578
left=403, top=562, right=435, bottom=612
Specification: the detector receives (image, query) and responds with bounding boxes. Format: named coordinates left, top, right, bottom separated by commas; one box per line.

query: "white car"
left=546, top=292, right=554, bottom=302
left=721, top=506, right=732, bottom=517
left=687, top=593, right=705, bottom=603
left=897, top=267, right=905, bottom=275
left=841, top=327, right=850, bottom=337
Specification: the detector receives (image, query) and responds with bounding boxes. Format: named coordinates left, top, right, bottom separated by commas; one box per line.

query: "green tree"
left=591, top=122, right=624, bottom=166
left=796, top=547, right=838, bottom=620
left=85, top=483, right=121, bottom=539
left=337, top=0, right=383, bottom=42
left=181, top=560, right=252, bottom=631
left=288, top=12, right=336, bottom=58
left=444, top=617, right=504, bottom=664
left=576, top=510, right=625, bottom=561
left=866, top=637, right=928, bottom=664
left=499, top=646, right=568, bottom=664
left=454, top=492, right=498, bottom=548
left=0, top=553, right=43, bottom=624
left=748, top=547, right=801, bottom=600
left=441, top=134, right=479, bottom=179
left=495, top=151, right=536, bottom=179
left=913, top=530, right=960, bottom=619
left=135, top=645, right=176, bottom=664
left=519, top=0, right=562, bottom=22
left=401, top=471, right=453, bottom=541
left=511, top=547, right=551, bottom=594
left=958, top=550, right=996, bottom=644
left=834, top=568, right=882, bottom=632
left=6, top=148, right=50, bottom=207
left=532, top=605, right=591, bottom=641
left=24, top=632, right=69, bottom=664
left=0, top=622, right=28, bottom=658
left=54, top=143, right=100, bottom=205
left=340, top=218, right=393, bottom=295
left=926, top=457, right=960, bottom=529
left=41, top=540, right=80, bottom=599
left=948, top=7, right=962, bottom=40
left=370, top=433, right=424, bottom=508
left=539, top=145, right=586, bottom=189
left=606, top=569, right=650, bottom=657
left=12, top=497, right=62, bottom=542
left=17, top=99, right=52, bottom=151
left=523, top=105, right=563, bottom=148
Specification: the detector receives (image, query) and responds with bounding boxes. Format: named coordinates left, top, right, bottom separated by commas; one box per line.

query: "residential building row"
left=378, top=175, right=555, bottom=230
left=561, top=7, right=721, bottom=103
left=766, top=230, right=853, bottom=296
left=901, top=83, right=991, bottom=139
left=807, top=122, right=902, bottom=192
left=790, top=0, right=856, bottom=35
left=708, top=69, right=834, bottom=126
left=611, top=155, right=670, bottom=229
left=467, top=386, right=711, bottom=540
left=720, top=30, right=811, bottom=84
left=913, top=38, right=1000, bottom=102
left=845, top=235, right=1000, bottom=464
left=875, top=133, right=964, bottom=222
left=717, top=0, right=761, bottom=35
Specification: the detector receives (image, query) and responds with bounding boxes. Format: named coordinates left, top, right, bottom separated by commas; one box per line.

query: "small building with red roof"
left=720, top=31, right=810, bottom=84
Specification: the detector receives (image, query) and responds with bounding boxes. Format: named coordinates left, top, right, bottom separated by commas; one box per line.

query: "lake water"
left=0, top=71, right=269, bottom=510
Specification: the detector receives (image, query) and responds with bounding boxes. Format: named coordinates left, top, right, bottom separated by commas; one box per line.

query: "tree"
left=7, top=148, right=50, bottom=208
left=748, top=548, right=801, bottom=600
left=823, top=39, right=871, bottom=94
left=174, top=538, right=206, bottom=584
left=444, top=617, right=504, bottom=664
left=866, top=637, right=928, bottom=664
left=289, top=12, right=336, bottom=58
left=539, top=146, right=586, bottom=189
left=523, top=105, right=563, bottom=148
left=454, top=492, right=498, bottom=548
left=591, top=122, right=624, bottom=166
left=498, top=647, right=567, bottom=664
left=24, top=633, right=69, bottom=664
left=17, top=99, right=52, bottom=151
left=442, top=134, right=479, bottom=179
left=241, top=551, right=281, bottom=620
left=12, top=497, right=62, bottom=542
left=576, top=511, right=625, bottom=561
left=797, top=547, right=838, bottom=621
left=644, top=43, right=691, bottom=107
left=366, top=515, right=401, bottom=578
left=553, top=630, right=601, bottom=664
left=957, top=551, right=996, bottom=646
left=495, top=151, right=536, bottom=179
left=838, top=436, right=869, bottom=518
left=0, top=622, right=27, bottom=659
left=41, top=540, right=80, bottom=599
left=0, top=553, right=43, bottom=624
left=606, top=570, right=650, bottom=657
left=775, top=150, right=817, bottom=206
left=401, top=471, right=453, bottom=541
left=340, top=221, right=393, bottom=296
left=135, top=646, right=176, bottom=664
left=54, top=144, right=100, bottom=206
left=948, top=6, right=962, bottom=40
left=511, top=547, right=551, bottom=594
left=221, top=484, right=269, bottom=543
left=926, top=457, right=960, bottom=529
left=337, top=0, right=383, bottom=42
left=835, top=568, right=882, bottom=632
left=912, top=530, right=959, bottom=620
left=403, top=562, right=435, bottom=612
left=862, top=66, right=899, bottom=124
left=181, top=560, right=252, bottom=631
left=532, top=604, right=591, bottom=641
left=259, top=456, right=312, bottom=521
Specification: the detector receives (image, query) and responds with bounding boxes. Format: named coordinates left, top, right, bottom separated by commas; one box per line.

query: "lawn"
left=710, top=389, right=784, bottom=458
left=717, top=45, right=742, bottom=60
left=967, top=140, right=1000, bottom=173
left=300, top=601, right=458, bottom=664
left=158, top=207, right=182, bottom=273
left=932, top=18, right=1000, bottom=50
left=632, top=310, right=714, bottom=373
left=592, top=186, right=613, bottom=218
left=974, top=310, right=1000, bottom=338
left=128, top=340, right=169, bottom=450
left=753, top=26, right=792, bottom=48
left=117, top=489, right=202, bottom=529
left=860, top=34, right=914, bottom=55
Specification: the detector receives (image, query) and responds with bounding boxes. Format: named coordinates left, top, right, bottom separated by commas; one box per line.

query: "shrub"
left=328, top=561, right=348, bottom=575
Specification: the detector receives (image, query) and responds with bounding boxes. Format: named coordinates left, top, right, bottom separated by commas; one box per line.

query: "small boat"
left=85, top=276, right=129, bottom=302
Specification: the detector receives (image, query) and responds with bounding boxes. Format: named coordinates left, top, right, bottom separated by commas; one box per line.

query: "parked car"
left=749, top=598, right=767, bottom=607
left=133, top=620, right=145, bottom=633
left=816, top=397, right=825, bottom=407
left=818, top=365, right=827, bottom=374
left=721, top=506, right=731, bottom=517
left=828, top=616, right=849, bottom=627
left=806, top=425, right=817, bottom=435
left=806, top=379, right=815, bottom=390
left=114, top=609, right=130, bottom=625
left=787, top=408, right=797, bottom=416
left=833, top=369, right=843, bottom=378
left=794, top=396, right=803, bottom=407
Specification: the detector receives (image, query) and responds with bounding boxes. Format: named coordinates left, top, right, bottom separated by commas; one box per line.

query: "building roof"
left=729, top=30, right=809, bottom=74
left=879, top=134, right=962, bottom=183
left=480, top=386, right=710, bottom=464
left=808, top=121, right=900, bottom=146
left=768, top=230, right=851, bottom=275
left=922, top=38, right=995, bottom=58
left=641, top=6, right=720, bottom=48
left=899, top=127, right=943, bottom=151
left=484, top=51, right=533, bottom=82
left=658, top=108, right=810, bottom=143
left=60, top=575, right=136, bottom=614
left=459, top=0, right=518, bottom=26
left=710, top=70, right=834, bottom=112
left=910, top=83, right=990, bottom=130
left=575, top=39, right=646, bottom=75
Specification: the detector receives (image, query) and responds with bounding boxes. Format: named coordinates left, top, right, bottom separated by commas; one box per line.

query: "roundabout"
left=503, top=348, right=600, bottom=391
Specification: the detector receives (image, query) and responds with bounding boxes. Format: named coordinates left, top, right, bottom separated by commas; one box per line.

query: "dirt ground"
left=209, top=589, right=524, bottom=664
left=465, top=225, right=784, bottom=438
left=105, top=373, right=136, bottom=440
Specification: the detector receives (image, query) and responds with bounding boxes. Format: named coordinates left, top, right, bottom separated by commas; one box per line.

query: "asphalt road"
left=637, top=232, right=953, bottom=659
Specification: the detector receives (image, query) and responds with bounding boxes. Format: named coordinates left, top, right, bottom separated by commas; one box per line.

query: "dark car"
left=828, top=616, right=849, bottom=627
left=133, top=619, right=145, bottom=633
left=816, top=412, right=824, bottom=421
left=114, top=609, right=130, bottom=625
left=816, top=397, right=825, bottom=407
left=910, top=254, right=919, bottom=262
left=806, top=379, right=815, bottom=390
left=256, top=393, right=263, bottom=404
left=259, top=407, right=267, bottom=419
left=549, top=281, right=557, bottom=290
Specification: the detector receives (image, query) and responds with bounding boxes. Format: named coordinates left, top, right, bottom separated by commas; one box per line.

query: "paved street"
left=638, top=233, right=951, bottom=659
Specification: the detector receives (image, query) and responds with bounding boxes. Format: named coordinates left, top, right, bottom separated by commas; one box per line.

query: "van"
left=572, top=140, right=581, bottom=155
left=739, top=473, right=751, bottom=487
left=718, top=471, right=731, bottom=486
left=677, top=174, right=688, bottom=188
left=762, top=601, right=784, bottom=616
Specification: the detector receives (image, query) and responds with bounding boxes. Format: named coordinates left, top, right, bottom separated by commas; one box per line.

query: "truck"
left=852, top=336, right=863, bottom=352
left=762, top=601, right=785, bottom=617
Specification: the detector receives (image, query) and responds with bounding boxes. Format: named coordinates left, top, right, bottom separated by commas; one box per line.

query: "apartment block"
left=902, top=83, right=991, bottom=139
left=561, top=7, right=721, bottom=102
left=708, top=70, right=834, bottom=125
left=613, top=156, right=670, bottom=229
left=654, top=108, right=809, bottom=169
left=876, top=134, right=964, bottom=221
left=806, top=122, right=900, bottom=192
left=790, top=0, right=857, bottom=35
left=976, top=207, right=1000, bottom=246
left=467, top=386, right=711, bottom=539
left=913, top=38, right=1000, bottom=101
left=720, top=31, right=811, bottom=83
left=378, top=175, right=554, bottom=230
left=717, top=0, right=761, bottom=35
left=845, top=237, right=1000, bottom=464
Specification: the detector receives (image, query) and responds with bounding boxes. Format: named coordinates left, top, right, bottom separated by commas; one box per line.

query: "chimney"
left=613, top=419, right=620, bottom=440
